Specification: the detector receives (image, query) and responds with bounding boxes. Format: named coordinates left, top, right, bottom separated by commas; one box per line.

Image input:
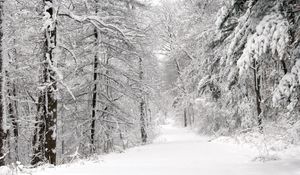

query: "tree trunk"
left=253, top=61, right=262, bottom=131
left=0, top=0, right=5, bottom=167
left=103, top=55, right=113, bottom=153
left=140, top=100, right=147, bottom=143
left=183, top=108, right=187, bottom=127
left=31, top=105, right=45, bottom=165
left=7, top=73, right=19, bottom=162
left=44, top=0, right=58, bottom=165
left=90, top=0, right=99, bottom=153
left=90, top=42, right=98, bottom=153
left=32, top=0, right=58, bottom=165
left=139, top=57, right=147, bottom=144
left=188, top=103, right=194, bottom=126
left=174, top=58, right=189, bottom=127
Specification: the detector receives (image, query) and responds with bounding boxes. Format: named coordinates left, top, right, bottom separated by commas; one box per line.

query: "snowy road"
left=27, top=121, right=300, bottom=175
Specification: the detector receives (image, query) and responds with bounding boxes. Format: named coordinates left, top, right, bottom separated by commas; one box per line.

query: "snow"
left=273, top=59, right=300, bottom=107
left=215, top=6, right=229, bottom=29
left=0, top=166, right=12, bottom=175
left=237, top=13, right=290, bottom=74
left=3, top=119, right=300, bottom=175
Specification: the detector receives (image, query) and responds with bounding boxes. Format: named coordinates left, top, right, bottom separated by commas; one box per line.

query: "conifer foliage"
left=158, top=0, right=300, bottom=140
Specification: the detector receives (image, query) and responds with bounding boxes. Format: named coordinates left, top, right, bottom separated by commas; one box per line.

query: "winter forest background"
left=0, top=0, right=300, bottom=171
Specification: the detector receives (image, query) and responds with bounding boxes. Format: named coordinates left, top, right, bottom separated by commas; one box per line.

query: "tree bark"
left=139, top=57, right=147, bottom=143
left=253, top=61, right=262, bottom=131
left=0, top=0, right=4, bottom=166
left=7, top=72, right=19, bottom=162
left=44, top=0, right=58, bottom=165
left=90, top=0, right=99, bottom=154
left=183, top=108, right=187, bottom=127
left=32, top=0, right=58, bottom=165
left=281, top=60, right=288, bottom=74
left=90, top=39, right=98, bottom=153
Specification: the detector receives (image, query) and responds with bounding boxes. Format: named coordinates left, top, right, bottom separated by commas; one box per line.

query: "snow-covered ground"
left=3, top=119, right=300, bottom=175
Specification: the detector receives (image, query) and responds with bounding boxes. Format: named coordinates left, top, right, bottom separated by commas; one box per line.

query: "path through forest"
left=23, top=119, right=300, bottom=175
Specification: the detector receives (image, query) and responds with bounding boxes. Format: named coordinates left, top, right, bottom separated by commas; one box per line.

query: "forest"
left=0, top=0, right=300, bottom=174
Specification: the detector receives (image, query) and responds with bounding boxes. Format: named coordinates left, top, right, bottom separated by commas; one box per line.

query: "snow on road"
left=20, top=120, right=300, bottom=175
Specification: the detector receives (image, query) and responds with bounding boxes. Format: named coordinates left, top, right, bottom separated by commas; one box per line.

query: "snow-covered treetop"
left=237, top=12, right=290, bottom=74
left=273, top=59, right=300, bottom=108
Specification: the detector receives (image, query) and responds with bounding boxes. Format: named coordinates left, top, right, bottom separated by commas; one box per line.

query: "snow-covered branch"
left=58, top=8, right=126, bottom=38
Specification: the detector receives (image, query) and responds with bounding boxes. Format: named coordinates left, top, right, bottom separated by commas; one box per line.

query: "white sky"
left=151, top=0, right=162, bottom=5
left=148, top=0, right=178, bottom=6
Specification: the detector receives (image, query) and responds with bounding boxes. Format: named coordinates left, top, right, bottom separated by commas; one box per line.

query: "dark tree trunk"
left=183, top=108, right=187, bottom=127
left=139, top=57, right=147, bottom=144
left=44, top=0, right=57, bottom=165
left=32, top=0, right=58, bottom=165
left=7, top=73, right=19, bottom=162
left=281, top=60, right=288, bottom=74
left=90, top=0, right=99, bottom=153
left=0, top=0, right=5, bottom=167
left=140, top=100, right=147, bottom=143
left=253, top=61, right=262, bottom=131
left=90, top=45, right=98, bottom=153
